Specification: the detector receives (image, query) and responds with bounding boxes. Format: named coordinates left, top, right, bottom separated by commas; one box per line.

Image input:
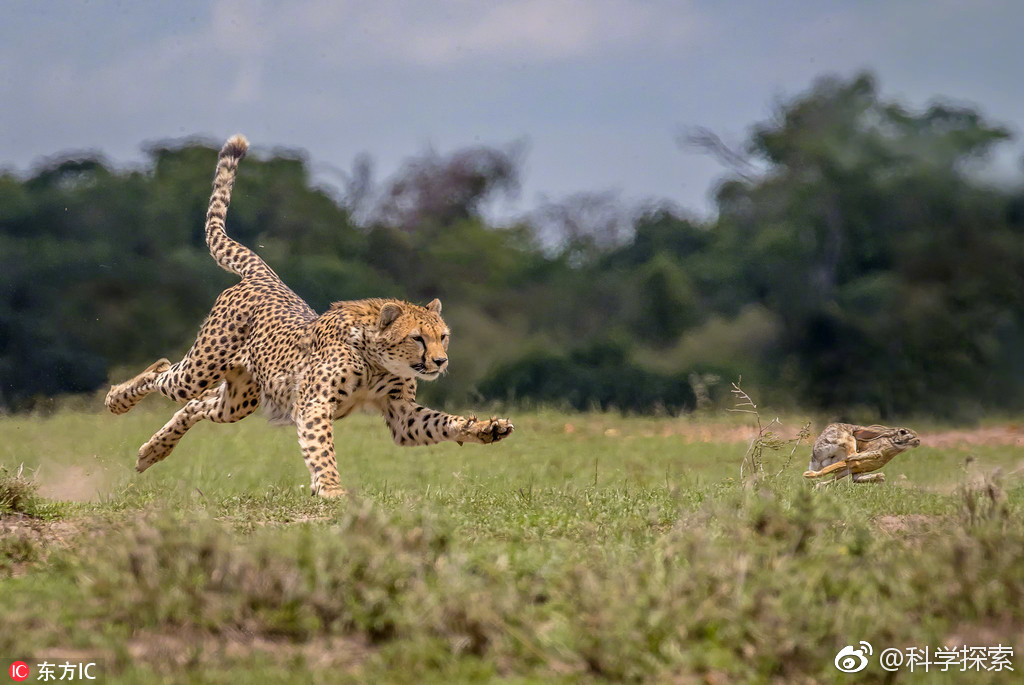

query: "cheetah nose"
left=433, top=357, right=448, bottom=368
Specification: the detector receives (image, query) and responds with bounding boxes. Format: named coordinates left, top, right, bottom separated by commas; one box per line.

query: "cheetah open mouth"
left=411, top=362, right=443, bottom=379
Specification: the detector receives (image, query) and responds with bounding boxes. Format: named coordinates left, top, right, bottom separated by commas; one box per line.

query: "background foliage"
left=2, top=72, right=1023, bottom=418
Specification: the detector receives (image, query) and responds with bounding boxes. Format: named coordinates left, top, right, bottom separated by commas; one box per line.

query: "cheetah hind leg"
left=105, top=359, right=171, bottom=415
left=136, top=370, right=260, bottom=473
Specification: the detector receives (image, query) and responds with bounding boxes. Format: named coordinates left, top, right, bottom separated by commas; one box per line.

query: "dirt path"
left=652, top=421, right=1024, bottom=448
left=918, top=425, right=1024, bottom=449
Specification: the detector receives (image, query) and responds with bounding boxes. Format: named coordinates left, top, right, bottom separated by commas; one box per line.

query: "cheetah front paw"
left=136, top=438, right=170, bottom=473
left=457, top=416, right=514, bottom=445
left=312, top=483, right=349, bottom=499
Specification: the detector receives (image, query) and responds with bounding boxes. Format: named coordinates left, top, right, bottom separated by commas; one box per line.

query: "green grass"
left=2, top=403, right=1023, bottom=682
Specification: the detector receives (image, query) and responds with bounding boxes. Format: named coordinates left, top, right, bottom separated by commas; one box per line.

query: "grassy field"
left=2, top=401, right=1023, bottom=683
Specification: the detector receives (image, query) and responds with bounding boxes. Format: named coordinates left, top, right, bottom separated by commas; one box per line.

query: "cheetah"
left=105, top=134, right=513, bottom=497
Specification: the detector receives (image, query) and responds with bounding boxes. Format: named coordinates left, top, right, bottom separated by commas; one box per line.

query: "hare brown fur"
left=804, top=423, right=920, bottom=484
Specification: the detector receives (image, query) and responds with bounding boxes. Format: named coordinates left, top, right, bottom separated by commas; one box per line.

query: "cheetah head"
left=375, top=298, right=450, bottom=381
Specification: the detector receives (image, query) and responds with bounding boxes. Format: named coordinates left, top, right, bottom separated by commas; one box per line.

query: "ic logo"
left=9, top=661, right=30, bottom=682
left=834, top=641, right=873, bottom=673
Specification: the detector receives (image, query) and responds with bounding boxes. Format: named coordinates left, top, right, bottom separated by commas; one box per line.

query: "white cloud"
left=398, top=0, right=696, bottom=66
left=5, top=0, right=1019, bottom=214
left=228, top=0, right=697, bottom=69
left=15, top=0, right=696, bottom=117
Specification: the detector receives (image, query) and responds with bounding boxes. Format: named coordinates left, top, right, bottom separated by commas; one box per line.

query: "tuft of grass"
left=68, top=502, right=461, bottom=643
left=1, top=407, right=1023, bottom=681
left=728, top=380, right=811, bottom=480
left=0, top=465, right=39, bottom=516
left=959, top=470, right=1011, bottom=528
left=0, top=531, right=39, bottom=576
left=1, top=484, right=1022, bottom=682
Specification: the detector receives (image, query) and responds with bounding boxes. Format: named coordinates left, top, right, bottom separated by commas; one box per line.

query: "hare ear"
left=426, top=298, right=442, bottom=315
left=378, top=303, right=403, bottom=329
left=853, top=425, right=888, bottom=440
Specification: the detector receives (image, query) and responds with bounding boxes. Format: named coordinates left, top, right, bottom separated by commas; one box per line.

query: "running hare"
left=804, top=424, right=920, bottom=485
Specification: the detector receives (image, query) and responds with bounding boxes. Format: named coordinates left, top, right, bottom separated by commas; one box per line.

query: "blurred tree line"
left=2, top=72, right=1023, bottom=418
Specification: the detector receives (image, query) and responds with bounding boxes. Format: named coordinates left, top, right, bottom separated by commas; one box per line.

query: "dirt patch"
left=873, top=514, right=944, bottom=537
left=35, top=464, right=116, bottom=502
left=126, top=628, right=373, bottom=672
left=0, top=516, right=83, bottom=576
left=1, top=516, right=81, bottom=547
left=920, top=425, right=1024, bottom=449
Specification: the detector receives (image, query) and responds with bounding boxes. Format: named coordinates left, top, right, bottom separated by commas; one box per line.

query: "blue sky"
left=2, top=0, right=1021, bottom=218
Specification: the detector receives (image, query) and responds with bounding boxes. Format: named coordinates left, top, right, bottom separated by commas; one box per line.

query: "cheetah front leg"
left=296, top=402, right=347, bottom=498
left=379, top=398, right=514, bottom=447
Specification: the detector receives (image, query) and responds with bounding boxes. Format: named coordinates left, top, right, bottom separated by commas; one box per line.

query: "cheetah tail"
left=204, top=134, right=265, bottom=278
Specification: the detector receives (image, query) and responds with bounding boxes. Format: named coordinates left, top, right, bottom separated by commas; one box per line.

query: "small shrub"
left=0, top=532, right=39, bottom=576
left=0, top=465, right=38, bottom=516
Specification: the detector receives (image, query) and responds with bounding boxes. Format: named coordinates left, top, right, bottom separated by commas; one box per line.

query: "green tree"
left=708, top=72, right=1024, bottom=415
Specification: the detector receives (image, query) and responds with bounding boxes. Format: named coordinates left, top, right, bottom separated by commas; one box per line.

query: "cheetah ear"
left=378, top=303, right=403, bottom=329
left=426, top=298, right=442, bottom=315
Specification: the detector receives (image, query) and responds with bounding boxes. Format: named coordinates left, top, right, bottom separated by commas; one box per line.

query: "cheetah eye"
left=411, top=335, right=425, bottom=347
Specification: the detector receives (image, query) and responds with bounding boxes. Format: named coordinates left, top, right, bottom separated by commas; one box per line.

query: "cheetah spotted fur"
left=105, top=134, right=513, bottom=497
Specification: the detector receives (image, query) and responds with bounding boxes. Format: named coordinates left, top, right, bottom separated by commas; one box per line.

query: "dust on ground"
left=34, top=463, right=118, bottom=502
